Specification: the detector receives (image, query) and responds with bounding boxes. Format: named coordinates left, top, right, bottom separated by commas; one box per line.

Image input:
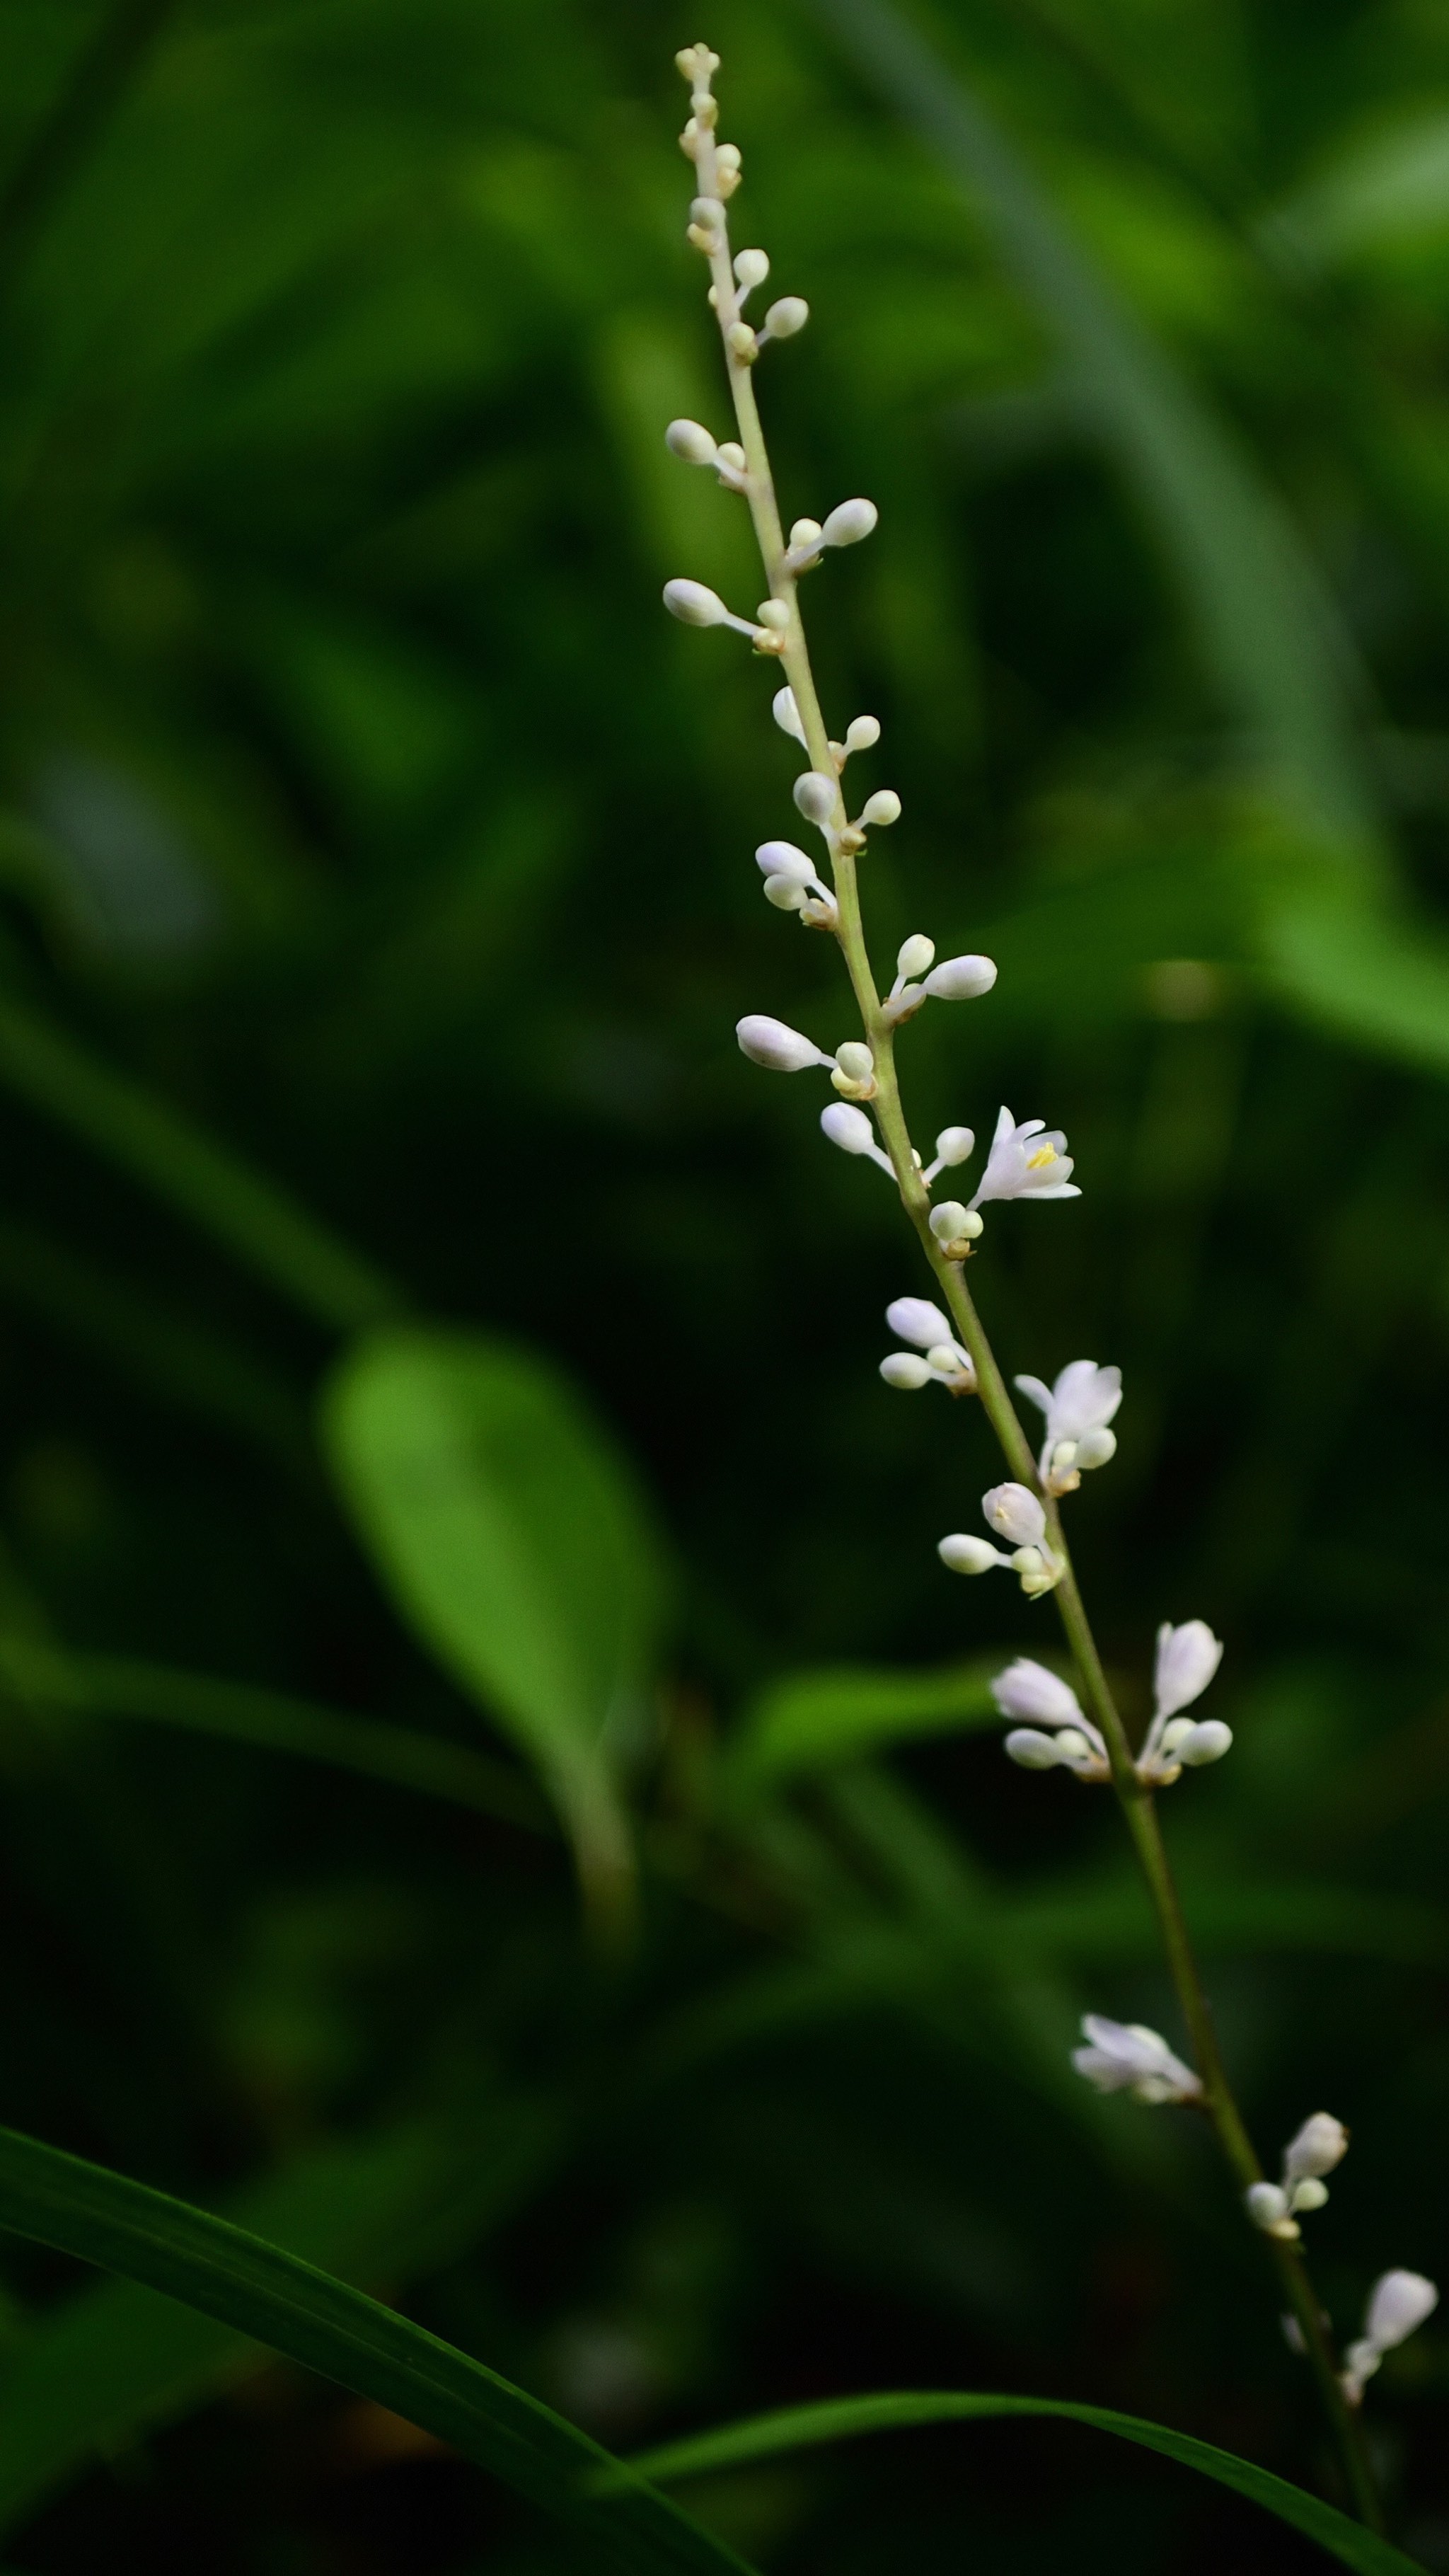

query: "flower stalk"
left=671, top=41, right=1387, bottom=2529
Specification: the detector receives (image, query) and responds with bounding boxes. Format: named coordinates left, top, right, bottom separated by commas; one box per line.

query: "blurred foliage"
left=0, top=0, right=1448, bottom=2567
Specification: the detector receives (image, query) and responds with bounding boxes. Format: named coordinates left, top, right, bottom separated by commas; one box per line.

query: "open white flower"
left=1072, top=2014, right=1201, bottom=2106
left=1015, top=1359, right=1121, bottom=1494
left=1341, top=2271, right=1439, bottom=2405
left=1136, top=1621, right=1230, bottom=1787
left=992, top=1658, right=1109, bottom=1781
left=968, top=1106, right=1080, bottom=1211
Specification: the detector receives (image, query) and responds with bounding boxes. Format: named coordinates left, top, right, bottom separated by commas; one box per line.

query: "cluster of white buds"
left=991, top=1657, right=1109, bottom=1779
left=879, top=1296, right=976, bottom=1397
left=734, top=1016, right=898, bottom=1172
left=772, top=686, right=882, bottom=778
left=782, top=498, right=878, bottom=576
left=1134, top=1621, right=1230, bottom=1786
left=790, top=762, right=901, bottom=860
left=882, top=936, right=998, bottom=1030
left=662, top=577, right=787, bottom=656
left=1015, top=1359, right=1121, bottom=1496
left=1071, top=2014, right=1202, bottom=2106
left=1247, top=2112, right=1349, bottom=2242
left=665, top=415, right=749, bottom=493
left=938, top=1483, right=1063, bottom=1599
left=1341, top=2272, right=1439, bottom=2405
left=754, top=839, right=838, bottom=928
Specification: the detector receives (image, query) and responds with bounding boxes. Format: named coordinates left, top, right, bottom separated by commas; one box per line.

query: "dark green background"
left=0, top=0, right=1446, bottom=2565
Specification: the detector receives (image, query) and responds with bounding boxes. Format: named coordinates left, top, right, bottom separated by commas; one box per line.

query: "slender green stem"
left=685, top=59, right=1382, bottom=2530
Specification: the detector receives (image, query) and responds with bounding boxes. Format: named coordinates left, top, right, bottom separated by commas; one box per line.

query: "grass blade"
left=622, top=2392, right=1424, bottom=2574
left=0, top=2123, right=755, bottom=2576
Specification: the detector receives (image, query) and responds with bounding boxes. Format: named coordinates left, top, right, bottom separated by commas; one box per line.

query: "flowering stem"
left=684, top=60, right=1382, bottom=2531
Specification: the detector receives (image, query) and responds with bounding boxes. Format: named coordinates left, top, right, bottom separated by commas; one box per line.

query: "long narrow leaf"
left=0, top=2124, right=754, bottom=2576
left=622, top=2393, right=1424, bottom=2575
left=0, top=2101, right=559, bottom=2534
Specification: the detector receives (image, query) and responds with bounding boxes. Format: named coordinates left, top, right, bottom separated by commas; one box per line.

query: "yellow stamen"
left=1026, top=1144, right=1058, bottom=1171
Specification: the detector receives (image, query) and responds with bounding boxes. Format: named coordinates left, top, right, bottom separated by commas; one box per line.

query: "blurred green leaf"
left=729, top=1659, right=1000, bottom=1797
left=0, top=2122, right=754, bottom=2576
left=322, top=1326, right=665, bottom=1916
left=1271, top=110, right=1449, bottom=266
left=0, top=2098, right=559, bottom=2536
left=620, top=2391, right=1421, bottom=2576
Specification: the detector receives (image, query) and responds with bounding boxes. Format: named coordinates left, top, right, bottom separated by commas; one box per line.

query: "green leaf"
left=0, top=2122, right=753, bottom=2576
left=321, top=1326, right=665, bottom=1915
left=1270, top=110, right=1449, bottom=267
left=0, top=2099, right=559, bottom=2535
left=729, top=1660, right=1000, bottom=1798
left=620, top=2393, right=1424, bottom=2576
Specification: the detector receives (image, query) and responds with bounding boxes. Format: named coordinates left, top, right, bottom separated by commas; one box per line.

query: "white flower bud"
left=663, top=577, right=729, bottom=627
left=734, top=247, right=770, bottom=289
left=820, top=1101, right=875, bottom=1154
left=923, top=954, right=998, bottom=1000
left=991, top=1660, right=1083, bottom=1727
left=933, top=1126, right=975, bottom=1167
left=1366, top=2271, right=1439, bottom=2350
left=859, top=789, right=901, bottom=827
left=715, top=144, right=741, bottom=178
left=928, top=1201, right=969, bottom=1242
left=821, top=498, right=878, bottom=549
left=763, top=296, right=809, bottom=338
left=665, top=418, right=719, bottom=465
left=925, top=1342, right=970, bottom=1377
left=1247, top=2183, right=1296, bottom=2236
left=755, top=841, right=814, bottom=884
left=879, top=1352, right=932, bottom=1389
left=1153, top=1619, right=1223, bottom=1721
left=896, top=934, right=935, bottom=979
left=772, top=687, right=807, bottom=744
left=789, top=517, right=822, bottom=549
left=763, top=875, right=807, bottom=910
left=1284, top=2114, right=1349, bottom=2183
left=1074, top=1425, right=1117, bottom=1471
left=938, top=1533, right=1005, bottom=1575
left=756, top=599, right=790, bottom=631
left=885, top=1296, right=952, bottom=1347
left=689, top=195, right=726, bottom=231
left=1174, top=1719, right=1233, bottom=1767
left=1011, top=1545, right=1059, bottom=1595
left=727, top=321, right=758, bottom=361
left=1053, top=1727, right=1093, bottom=1762
left=793, top=771, right=837, bottom=825
left=834, top=1041, right=873, bottom=1083
left=845, top=715, right=881, bottom=754
left=983, top=1483, right=1046, bottom=1548
left=1290, top=2178, right=1329, bottom=2213
left=717, top=440, right=746, bottom=472
left=1005, top=1727, right=1068, bottom=1769
left=735, top=1014, right=829, bottom=1071
left=1158, top=1718, right=1194, bottom=1755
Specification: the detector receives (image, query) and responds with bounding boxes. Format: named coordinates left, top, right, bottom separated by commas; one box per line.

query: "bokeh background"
left=0, top=0, right=1448, bottom=2566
